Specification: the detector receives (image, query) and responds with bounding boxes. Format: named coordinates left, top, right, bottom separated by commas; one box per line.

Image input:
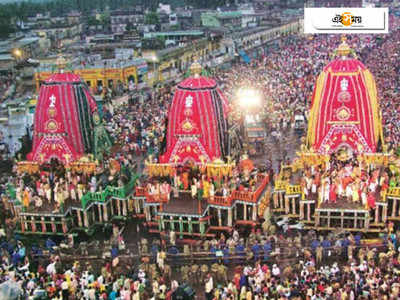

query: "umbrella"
left=0, top=280, right=23, bottom=300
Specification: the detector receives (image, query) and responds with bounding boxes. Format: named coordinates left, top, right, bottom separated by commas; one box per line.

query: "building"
left=0, top=97, right=35, bottom=155
left=143, top=30, right=204, bottom=46
left=32, top=23, right=83, bottom=48
left=34, top=57, right=148, bottom=93
left=0, top=36, right=41, bottom=60
left=201, top=12, right=242, bottom=29
left=110, top=10, right=144, bottom=33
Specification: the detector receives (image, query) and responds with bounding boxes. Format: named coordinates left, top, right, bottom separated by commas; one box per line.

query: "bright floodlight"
left=237, top=88, right=261, bottom=108
left=152, top=56, right=157, bottom=62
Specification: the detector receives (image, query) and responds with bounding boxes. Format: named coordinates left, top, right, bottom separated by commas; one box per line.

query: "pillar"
left=354, top=212, right=357, bottom=229
left=77, top=210, right=83, bottom=227
left=307, top=203, right=311, bottom=221
left=252, top=205, right=257, bottom=221
left=341, top=211, right=344, bottom=228
left=300, top=202, right=304, bottom=220
left=41, top=216, right=46, bottom=233
left=375, top=206, right=379, bottom=224
left=218, top=209, right=222, bottom=227
left=21, top=216, right=25, bottom=233
left=392, top=199, right=397, bottom=217
left=273, top=192, right=278, bottom=209
left=285, top=196, right=290, bottom=214
left=122, top=199, right=127, bottom=216
left=279, top=192, right=284, bottom=210
left=98, top=204, right=103, bottom=223
left=83, top=211, right=89, bottom=227
left=103, top=204, right=109, bottom=222
left=292, top=197, right=296, bottom=215
left=200, top=221, right=205, bottom=235
left=134, top=198, right=140, bottom=214
left=365, top=212, right=370, bottom=229
left=243, top=204, right=247, bottom=220
left=179, top=217, right=183, bottom=238
left=110, top=198, right=115, bottom=215
left=383, top=205, right=387, bottom=223
left=228, top=208, right=233, bottom=227
left=188, top=217, right=193, bottom=234
left=170, top=216, right=175, bottom=231
left=327, top=211, right=331, bottom=228
left=158, top=217, right=162, bottom=232
left=161, top=216, right=165, bottom=231
left=117, top=199, right=121, bottom=216
left=62, top=218, right=68, bottom=233
left=31, top=216, right=37, bottom=233
left=51, top=217, right=56, bottom=233
left=198, top=197, right=202, bottom=214
left=144, top=206, right=151, bottom=222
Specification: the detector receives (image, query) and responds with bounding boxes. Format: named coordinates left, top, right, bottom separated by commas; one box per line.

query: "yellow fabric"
left=307, top=72, right=326, bottom=147
left=362, top=69, right=384, bottom=148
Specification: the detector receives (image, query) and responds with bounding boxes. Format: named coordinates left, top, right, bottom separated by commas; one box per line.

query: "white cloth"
left=205, top=277, right=213, bottom=293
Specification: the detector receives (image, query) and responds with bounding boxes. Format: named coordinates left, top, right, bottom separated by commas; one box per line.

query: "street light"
left=13, top=48, right=22, bottom=59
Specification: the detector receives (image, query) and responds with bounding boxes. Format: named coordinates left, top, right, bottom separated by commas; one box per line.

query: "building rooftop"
left=144, top=30, right=204, bottom=38
left=0, top=54, right=14, bottom=61
left=36, top=57, right=147, bottom=72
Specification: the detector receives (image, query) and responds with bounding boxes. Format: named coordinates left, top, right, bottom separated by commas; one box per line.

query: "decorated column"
left=83, top=211, right=89, bottom=227
left=300, top=202, right=304, bottom=220
left=98, top=204, right=103, bottom=223
left=285, top=196, right=290, bottom=214
left=51, top=217, right=56, bottom=233
left=392, top=199, right=397, bottom=218
left=31, top=216, right=37, bottom=233
left=103, top=204, right=108, bottom=222
left=252, top=204, right=257, bottom=221
left=77, top=210, right=83, bottom=227
left=41, top=217, right=46, bottom=233
left=122, top=199, right=127, bottom=216
left=227, top=208, right=233, bottom=227
left=179, top=217, right=183, bottom=238
left=188, top=217, right=193, bottom=234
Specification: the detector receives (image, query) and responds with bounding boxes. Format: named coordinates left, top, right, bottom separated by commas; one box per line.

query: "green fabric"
left=93, top=124, right=112, bottom=161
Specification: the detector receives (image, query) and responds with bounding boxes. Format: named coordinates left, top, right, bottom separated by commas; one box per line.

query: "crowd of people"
left=298, top=151, right=388, bottom=210
left=144, top=159, right=265, bottom=204
left=1, top=10, right=400, bottom=300
left=0, top=219, right=399, bottom=299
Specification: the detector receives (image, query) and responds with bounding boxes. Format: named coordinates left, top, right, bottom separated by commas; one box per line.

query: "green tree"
left=0, top=7, right=14, bottom=38
left=145, top=11, right=160, bottom=25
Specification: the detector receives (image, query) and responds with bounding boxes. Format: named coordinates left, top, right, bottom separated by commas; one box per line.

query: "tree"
left=144, top=11, right=160, bottom=25
left=0, top=7, right=14, bottom=38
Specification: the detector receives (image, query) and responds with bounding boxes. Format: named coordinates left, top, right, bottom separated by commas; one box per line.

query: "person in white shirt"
left=272, top=264, right=280, bottom=278
left=205, top=274, right=214, bottom=300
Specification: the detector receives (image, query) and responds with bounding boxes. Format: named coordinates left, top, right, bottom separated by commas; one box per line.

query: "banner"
left=304, top=7, right=389, bottom=34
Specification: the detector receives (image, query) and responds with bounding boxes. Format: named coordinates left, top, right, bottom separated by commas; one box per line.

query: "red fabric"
left=329, top=184, right=337, bottom=203
left=160, top=75, right=228, bottom=164
left=28, top=72, right=97, bottom=164
left=310, top=58, right=379, bottom=154
left=367, top=192, right=376, bottom=209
